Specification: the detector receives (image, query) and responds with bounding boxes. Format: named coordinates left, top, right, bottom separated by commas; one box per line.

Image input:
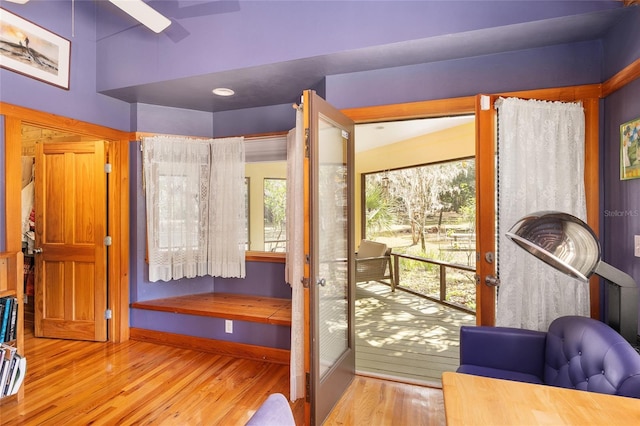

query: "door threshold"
left=355, top=369, right=443, bottom=389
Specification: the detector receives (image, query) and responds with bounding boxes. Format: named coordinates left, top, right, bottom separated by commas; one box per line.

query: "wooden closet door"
left=34, top=140, right=108, bottom=341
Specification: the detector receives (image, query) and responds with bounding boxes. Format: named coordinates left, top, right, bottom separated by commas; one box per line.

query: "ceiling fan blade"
left=109, top=0, right=171, bottom=33
left=4, top=0, right=30, bottom=4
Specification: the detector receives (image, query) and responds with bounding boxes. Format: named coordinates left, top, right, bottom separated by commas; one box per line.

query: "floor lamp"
left=505, top=211, right=639, bottom=345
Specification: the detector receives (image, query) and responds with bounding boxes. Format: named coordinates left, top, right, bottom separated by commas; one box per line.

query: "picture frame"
left=0, top=8, right=70, bottom=90
left=620, top=117, right=640, bottom=180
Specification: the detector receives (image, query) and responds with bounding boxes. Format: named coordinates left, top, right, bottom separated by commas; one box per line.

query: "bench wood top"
left=131, top=292, right=292, bottom=326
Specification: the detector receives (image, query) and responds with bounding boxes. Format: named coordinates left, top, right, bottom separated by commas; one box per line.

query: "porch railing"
left=391, top=253, right=476, bottom=314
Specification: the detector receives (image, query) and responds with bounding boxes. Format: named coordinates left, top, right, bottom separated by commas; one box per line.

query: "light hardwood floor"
left=1, top=327, right=445, bottom=425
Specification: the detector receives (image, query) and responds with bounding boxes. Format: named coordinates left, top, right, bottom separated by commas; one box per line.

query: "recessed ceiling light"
left=212, top=88, right=235, bottom=97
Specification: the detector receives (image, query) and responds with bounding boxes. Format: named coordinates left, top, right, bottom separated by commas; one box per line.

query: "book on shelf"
left=3, top=352, right=17, bottom=395
left=7, top=296, right=18, bottom=342
left=0, top=302, right=3, bottom=340
left=0, top=296, right=14, bottom=342
left=0, top=295, right=26, bottom=399
left=0, top=343, right=15, bottom=397
left=8, top=354, right=26, bottom=396
left=0, top=343, right=25, bottom=398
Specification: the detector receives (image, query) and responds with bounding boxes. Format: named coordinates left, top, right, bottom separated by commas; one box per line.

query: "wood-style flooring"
left=1, top=326, right=445, bottom=425
left=356, top=282, right=475, bottom=386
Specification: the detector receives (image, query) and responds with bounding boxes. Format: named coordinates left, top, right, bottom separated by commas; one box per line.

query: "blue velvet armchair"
left=457, top=315, right=640, bottom=398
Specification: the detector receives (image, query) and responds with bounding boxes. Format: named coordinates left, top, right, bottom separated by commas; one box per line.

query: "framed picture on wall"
left=0, top=8, right=70, bottom=90
left=620, top=117, right=640, bottom=180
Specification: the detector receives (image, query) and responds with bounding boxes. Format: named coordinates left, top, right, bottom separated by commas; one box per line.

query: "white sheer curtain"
left=496, top=97, right=589, bottom=331
left=285, top=108, right=305, bottom=401
left=208, top=137, right=246, bottom=278
left=143, top=135, right=245, bottom=282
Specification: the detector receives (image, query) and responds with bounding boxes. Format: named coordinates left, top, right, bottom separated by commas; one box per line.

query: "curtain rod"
left=135, top=130, right=288, bottom=143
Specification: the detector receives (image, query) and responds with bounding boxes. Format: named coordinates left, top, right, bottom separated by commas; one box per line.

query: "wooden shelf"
left=131, top=293, right=291, bottom=326
left=0, top=251, right=24, bottom=403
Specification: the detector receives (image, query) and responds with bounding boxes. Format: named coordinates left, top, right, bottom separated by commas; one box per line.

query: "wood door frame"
left=342, top=76, right=638, bottom=325
left=1, top=102, right=130, bottom=342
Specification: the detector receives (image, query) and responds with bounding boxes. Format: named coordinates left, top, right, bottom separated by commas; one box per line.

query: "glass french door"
left=303, top=90, right=355, bottom=425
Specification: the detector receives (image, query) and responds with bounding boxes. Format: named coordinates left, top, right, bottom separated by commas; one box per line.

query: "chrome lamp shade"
left=506, top=211, right=639, bottom=345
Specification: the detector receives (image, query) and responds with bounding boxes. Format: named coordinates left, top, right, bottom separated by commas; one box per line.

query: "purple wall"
left=95, top=1, right=619, bottom=92
left=602, top=8, right=640, bottom=333
left=325, top=41, right=602, bottom=109
left=1, top=1, right=638, bottom=347
left=603, top=81, right=640, bottom=333
left=602, top=7, right=640, bottom=80
left=212, top=103, right=297, bottom=137
left=133, top=104, right=214, bottom=137
left=130, top=309, right=291, bottom=350
left=0, top=2, right=130, bottom=131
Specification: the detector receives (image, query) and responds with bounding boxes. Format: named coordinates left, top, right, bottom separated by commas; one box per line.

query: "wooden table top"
left=442, top=372, right=640, bottom=425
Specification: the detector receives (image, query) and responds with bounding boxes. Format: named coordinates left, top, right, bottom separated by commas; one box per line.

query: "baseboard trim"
left=130, top=327, right=290, bottom=365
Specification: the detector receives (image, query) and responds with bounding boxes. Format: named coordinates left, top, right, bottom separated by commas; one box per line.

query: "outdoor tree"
left=440, top=160, right=476, bottom=230
left=263, top=178, right=286, bottom=251
left=385, top=161, right=471, bottom=251
left=364, top=180, right=394, bottom=235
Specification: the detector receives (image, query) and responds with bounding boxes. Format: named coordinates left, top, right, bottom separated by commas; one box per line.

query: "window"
left=143, top=136, right=246, bottom=281
left=244, top=135, right=288, bottom=252
left=263, top=178, right=287, bottom=252
left=157, top=171, right=205, bottom=251
left=363, top=157, right=476, bottom=264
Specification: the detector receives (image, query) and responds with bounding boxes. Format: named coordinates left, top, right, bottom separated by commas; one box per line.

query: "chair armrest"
left=356, top=255, right=389, bottom=262
left=355, top=256, right=389, bottom=270
left=245, top=393, right=295, bottom=426
left=619, top=373, right=640, bottom=399
left=459, top=326, right=547, bottom=378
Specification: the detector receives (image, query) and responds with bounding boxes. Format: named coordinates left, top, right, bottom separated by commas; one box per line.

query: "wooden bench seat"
left=131, top=292, right=292, bottom=326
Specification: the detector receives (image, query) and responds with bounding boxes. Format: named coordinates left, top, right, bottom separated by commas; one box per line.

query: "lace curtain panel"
left=285, top=108, right=305, bottom=401
left=496, top=97, right=589, bottom=332
left=143, top=135, right=246, bottom=282
left=208, top=138, right=247, bottom=278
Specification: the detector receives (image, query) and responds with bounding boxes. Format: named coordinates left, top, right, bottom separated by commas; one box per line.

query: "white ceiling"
left=355, top=115, right=475, bottom=152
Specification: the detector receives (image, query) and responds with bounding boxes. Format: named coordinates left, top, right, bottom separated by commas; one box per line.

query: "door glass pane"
left=317, top=116, right=349, bottom=378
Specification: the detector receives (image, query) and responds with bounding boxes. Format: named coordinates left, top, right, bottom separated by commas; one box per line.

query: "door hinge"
left=104, top=163, right=112, bottom=173
left=305, top=372, right=311, bottom=403
left=301, top=277, right=310, bottom=288
left=104, top=309, right=112, bottom=320
left=304, top=128, right=310, bottom=158
left=104, top=236, right=112, bottom=246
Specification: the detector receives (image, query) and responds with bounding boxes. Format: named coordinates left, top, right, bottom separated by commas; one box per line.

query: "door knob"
left=485, top=275, right=500, bottom=286
left=317, top=278, right=326, bottom=287
left=33, top=247, right=43, bottom=254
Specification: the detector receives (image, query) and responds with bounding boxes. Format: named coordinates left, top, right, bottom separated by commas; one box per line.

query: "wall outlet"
left=635, top=235, right=640, bottom=258
left=225, top=319, right=233, bottom=334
